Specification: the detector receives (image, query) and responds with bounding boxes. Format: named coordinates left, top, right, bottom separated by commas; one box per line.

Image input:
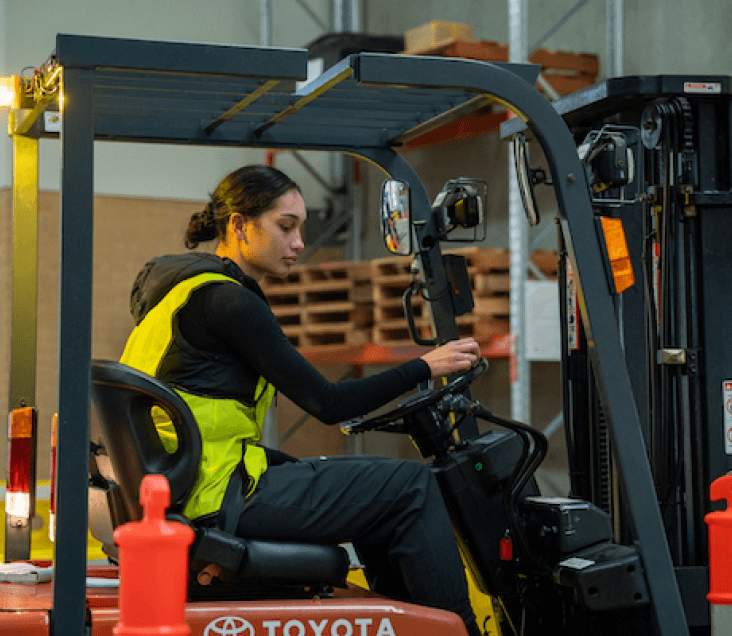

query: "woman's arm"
left=182, top=283, right=432, bottom=424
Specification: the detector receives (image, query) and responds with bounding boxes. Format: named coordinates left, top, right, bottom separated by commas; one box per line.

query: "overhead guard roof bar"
left=255, top=57, right=354, bottom=136
left=390, top=94, right=496, bottom=146
left=55, top=33, right=310, bottom=78
left=204, top=79, right=282, bottom=135
left=201, top=53, right=512, bottom=147
left=349, top=53, right=541, bottom=147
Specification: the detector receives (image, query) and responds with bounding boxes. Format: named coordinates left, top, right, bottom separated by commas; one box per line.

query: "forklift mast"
left=548, top=76, right=732, bottom=629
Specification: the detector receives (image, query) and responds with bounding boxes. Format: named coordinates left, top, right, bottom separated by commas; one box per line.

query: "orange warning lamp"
left=600, top=217, right=635, bottom=294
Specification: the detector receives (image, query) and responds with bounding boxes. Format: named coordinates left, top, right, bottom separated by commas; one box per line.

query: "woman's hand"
left=420, top=337, right=481, bottom=378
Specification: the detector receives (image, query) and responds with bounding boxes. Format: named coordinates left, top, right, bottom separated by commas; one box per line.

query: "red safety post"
left=114, top=474, right=194, bottom=636
left=706, top=474, right=732, bottom=634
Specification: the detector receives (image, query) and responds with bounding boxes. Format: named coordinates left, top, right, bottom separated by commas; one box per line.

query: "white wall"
left=623, top=0, right=732, bottom=76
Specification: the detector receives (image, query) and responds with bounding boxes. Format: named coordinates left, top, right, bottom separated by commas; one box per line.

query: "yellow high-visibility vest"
left=120, top=272, right=274, bottom=520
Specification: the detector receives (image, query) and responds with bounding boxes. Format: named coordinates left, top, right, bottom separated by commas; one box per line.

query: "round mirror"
left=380, top=179, right=412, bottom=255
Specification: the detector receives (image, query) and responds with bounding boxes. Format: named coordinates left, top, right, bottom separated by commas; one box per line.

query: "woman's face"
left=236, top=189, right=307, bottom=280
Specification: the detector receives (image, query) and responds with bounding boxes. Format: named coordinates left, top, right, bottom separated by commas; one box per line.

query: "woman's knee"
left=389, top=460, right=439, bottom=501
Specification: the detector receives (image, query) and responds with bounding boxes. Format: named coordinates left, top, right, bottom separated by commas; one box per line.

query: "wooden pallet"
left=260, top=250, right=558, bottom=349
left=371, top=256, right=416, bottom=308
left=370, top=247, right=556, bottom=346
left=371, top=248, right=514, bottom=345
left=529, top=248, right=559, bottom=278
left=371, top=256, right=416, bottom=345
left=445, top=246, right=510, bottom=272
left=372, top=315, right=511, bottom=346
left=261, top=261, right=373, bottom=347
left=449, top=247, right=512, bottom=338
left=281, top=323, right=371, bottom=348
left=407, top=39, right=599, bottom=97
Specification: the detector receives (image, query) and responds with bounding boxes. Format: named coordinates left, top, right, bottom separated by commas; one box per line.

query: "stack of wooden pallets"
left=370, top=255, right=421, bottom=346
left=260, top=261, right=373, bottom=348
left=260, top=248, right=558, bottom=350
left=371, top=247, right=516, bottom=346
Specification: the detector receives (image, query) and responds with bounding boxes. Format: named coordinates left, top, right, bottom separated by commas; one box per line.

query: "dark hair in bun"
left=185, top=164, right=300, bottom=249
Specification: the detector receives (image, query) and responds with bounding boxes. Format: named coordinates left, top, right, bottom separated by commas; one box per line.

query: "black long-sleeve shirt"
left=177, top=280, right=431, bottom=425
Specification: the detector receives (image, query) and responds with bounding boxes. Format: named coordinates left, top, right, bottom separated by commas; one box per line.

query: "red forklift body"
left=0, top=570, right=466, bottom=636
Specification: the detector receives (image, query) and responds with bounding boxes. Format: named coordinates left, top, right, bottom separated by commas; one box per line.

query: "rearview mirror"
left=512, top=132, right=541, bottom=227
left=380, top=179, right=412, bottom=255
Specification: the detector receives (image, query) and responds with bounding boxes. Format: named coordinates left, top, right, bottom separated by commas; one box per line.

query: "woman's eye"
left=280, top=225, right=293, bottom=233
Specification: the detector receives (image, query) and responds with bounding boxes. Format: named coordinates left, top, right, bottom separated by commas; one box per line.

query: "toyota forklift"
left=3, top=33, right=730, bottom=636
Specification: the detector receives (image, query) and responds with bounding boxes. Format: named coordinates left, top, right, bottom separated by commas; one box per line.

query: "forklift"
left=3, top=33, right=729, bottom=636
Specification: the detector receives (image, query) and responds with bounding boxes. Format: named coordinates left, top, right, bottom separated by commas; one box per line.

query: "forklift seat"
left=88, top=359, right=349, bottom=598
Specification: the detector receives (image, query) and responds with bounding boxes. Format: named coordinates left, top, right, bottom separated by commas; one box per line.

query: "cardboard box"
left=404, top=21, right=474, bottom=53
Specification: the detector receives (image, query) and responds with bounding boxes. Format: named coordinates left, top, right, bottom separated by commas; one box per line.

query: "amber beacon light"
left=600, top=216, right=635, bottom=294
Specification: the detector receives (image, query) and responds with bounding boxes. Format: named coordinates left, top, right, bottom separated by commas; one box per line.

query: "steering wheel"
left=340, top=357, right=488, bottom=435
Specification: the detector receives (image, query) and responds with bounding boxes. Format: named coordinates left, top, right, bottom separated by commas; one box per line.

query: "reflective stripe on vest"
left=120, top=272, right=274, bottom=520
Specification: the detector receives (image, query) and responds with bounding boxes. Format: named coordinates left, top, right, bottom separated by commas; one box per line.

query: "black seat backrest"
left=90, top=359, right=202, bottom=523
left=89, top=359, right=350, bottom=595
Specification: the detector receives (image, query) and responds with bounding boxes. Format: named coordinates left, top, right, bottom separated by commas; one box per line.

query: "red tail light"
left=6, top=407, right=37, bottom=523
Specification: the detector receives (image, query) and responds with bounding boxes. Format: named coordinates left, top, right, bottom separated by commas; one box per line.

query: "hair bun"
left=201, top=203, right=215, bottom=228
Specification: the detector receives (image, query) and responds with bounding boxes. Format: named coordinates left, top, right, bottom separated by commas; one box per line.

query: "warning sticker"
left=684, top=81, right=722, bottom=94
left=559, top=556, right=595, bottom=570
left=724, top=381, right=732, bottom=455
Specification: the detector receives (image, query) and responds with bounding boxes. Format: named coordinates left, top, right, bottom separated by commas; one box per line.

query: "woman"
left=120, top=165, right=482, bottom=635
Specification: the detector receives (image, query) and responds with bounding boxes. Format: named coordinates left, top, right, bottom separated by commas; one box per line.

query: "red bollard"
left=114, top=475, right=194, bottom=636
left=706, top=474, right=732, bottom=635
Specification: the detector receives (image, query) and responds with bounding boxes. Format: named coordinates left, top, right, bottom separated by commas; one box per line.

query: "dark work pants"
left=236, top=455, right=475, bottom=627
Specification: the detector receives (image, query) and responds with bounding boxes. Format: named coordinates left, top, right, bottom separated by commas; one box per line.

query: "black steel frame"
left=536, top=74, right=732, bottom=629
left=8, top=33, right=687, bottom=636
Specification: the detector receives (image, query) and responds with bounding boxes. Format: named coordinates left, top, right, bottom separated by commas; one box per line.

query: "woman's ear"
left=230, top=213, right=248, bottom=244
